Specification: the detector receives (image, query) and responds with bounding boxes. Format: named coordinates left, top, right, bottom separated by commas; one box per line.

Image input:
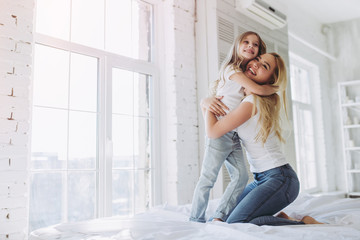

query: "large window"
left=289, top=54, right=322, bottom=193
left=30, top=0, right=158, bottom=232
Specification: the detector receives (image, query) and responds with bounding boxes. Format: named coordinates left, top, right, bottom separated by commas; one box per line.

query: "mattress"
left=29, top=193, right=360, bottom=240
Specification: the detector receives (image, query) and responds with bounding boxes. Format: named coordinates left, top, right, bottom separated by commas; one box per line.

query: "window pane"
left=33, top=44, right=69, bottom=108
left=35, top=0, right=71, bottom=40
left=31, top=107, right=68, bottom=169
left=112, top=115, right=133, bottom=168
left=134, top=170, right=150, bottom=214
left=112, top=68, right=134, bottom=115
left=290, top=65, right=311, bottom=104
left=29, top=173, right=64, bottom=232
left=112, top=170, right=133, bottom=216
left=106, top=0, right=132, bottom=58
left=68, top=111, right=97, bottom=169
left=112, top=69, right=151, bottom=116
left=69, top=53, right=98, bottom=112
left=299, top=109, right=315, bottom=158
left=68, top=172, right=96, bottom=221
left=71, top=0, right=105, bottom=49
left=134, top=117, right=150, bottom=169
left=106, top=0, right=153, bottom=61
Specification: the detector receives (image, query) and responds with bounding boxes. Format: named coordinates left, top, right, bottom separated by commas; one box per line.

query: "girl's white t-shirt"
left=216, top=66, right=245, bottom=130
left=236, top=94, right=288, bottom=173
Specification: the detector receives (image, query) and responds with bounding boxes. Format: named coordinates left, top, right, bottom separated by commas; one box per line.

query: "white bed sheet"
left=30, top=193, right=360, bottom=240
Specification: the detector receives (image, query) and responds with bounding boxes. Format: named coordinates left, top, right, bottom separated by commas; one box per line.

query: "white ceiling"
left=264, top=0, right=360, bottom=24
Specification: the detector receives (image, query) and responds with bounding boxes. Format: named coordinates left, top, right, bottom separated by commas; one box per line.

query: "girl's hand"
left=201, top=96, right=229, bottom=116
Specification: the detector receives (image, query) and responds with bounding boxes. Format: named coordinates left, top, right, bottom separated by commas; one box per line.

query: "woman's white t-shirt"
left=237, top=94, right=288, bottom=173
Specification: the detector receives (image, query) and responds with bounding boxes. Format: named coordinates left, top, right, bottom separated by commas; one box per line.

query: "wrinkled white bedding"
left=30, top=193, right=360, bottom=240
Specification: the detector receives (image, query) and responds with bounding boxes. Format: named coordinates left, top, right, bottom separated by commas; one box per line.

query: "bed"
left=29, top=193, right=360, bottom=240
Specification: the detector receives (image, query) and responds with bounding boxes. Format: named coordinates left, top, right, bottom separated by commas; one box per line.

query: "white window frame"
left=289, top=52, right=324, bottom=193
left=30, top=0, right=162, bottom=226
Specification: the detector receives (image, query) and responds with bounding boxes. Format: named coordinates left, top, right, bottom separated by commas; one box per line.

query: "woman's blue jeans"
left=226, top=164, right=303, bottom=226
left=190, top=131, right=248, bottom=222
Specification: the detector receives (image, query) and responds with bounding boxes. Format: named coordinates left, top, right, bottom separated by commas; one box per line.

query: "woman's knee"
left=226, top=215, right=248, bottom=224
left=286, top=177, right=300, bottom=203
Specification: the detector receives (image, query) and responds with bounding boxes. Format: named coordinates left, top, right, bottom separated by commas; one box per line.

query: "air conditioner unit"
left=235, top=0, right=287, bottom=30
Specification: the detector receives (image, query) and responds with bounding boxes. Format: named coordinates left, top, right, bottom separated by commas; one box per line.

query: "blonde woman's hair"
left=252, top=52, right=288, bottom=144
left=210, top=31, right=266, bottom=96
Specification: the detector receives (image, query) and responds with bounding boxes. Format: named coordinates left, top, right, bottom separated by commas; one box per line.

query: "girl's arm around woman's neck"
left=230, top=72, right=277, bottom=96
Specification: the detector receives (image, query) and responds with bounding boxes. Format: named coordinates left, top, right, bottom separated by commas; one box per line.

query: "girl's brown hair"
left=210, top=31, right=267, bottom=96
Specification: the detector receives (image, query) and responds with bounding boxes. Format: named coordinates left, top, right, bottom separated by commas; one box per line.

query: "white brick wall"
left=0, top=0, right=35, bottom=239
left=160, top=0, right=199, bottom=205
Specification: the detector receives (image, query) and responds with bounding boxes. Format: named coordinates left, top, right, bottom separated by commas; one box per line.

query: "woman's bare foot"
left=301, top=216, right=324, bottom=224
left=276, top=212, right=299, bottom=222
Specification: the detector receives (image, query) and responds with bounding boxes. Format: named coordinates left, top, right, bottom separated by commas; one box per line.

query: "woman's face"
left=244, top=53, right=276, bottom=84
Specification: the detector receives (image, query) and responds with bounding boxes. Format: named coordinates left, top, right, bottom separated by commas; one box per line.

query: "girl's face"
left=237, top=34, right=260, bottom=60
left=244, top=53, right=276, bottom=84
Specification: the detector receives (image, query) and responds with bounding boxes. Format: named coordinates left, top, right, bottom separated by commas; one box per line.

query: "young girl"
left=189, top=31, right=276, bottom=223
left=203, top=52, right=322, bottom=226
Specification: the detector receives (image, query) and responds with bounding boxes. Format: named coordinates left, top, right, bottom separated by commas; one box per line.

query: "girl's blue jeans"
left=226, top=163, right=303, bottom=226
left=190, top=131, right=248, bottom=223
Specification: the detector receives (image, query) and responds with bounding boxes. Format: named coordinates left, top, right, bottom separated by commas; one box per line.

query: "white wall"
left=159, top=0, right=200, bottom=205
left=286, top=10, right=360, bottom=193
left=0, top=0, right=35, bottom=238
left=328, top=18, right=360, bottom=192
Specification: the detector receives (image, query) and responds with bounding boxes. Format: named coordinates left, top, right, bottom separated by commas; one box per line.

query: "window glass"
left=35, top=0, right=71, bottom=40
left=67, top=172, right=96, bottom=221
left=71, top=0, right=105, bottom=49
left=112, top=68, right=134, bottom=115
left=290, top=62, right=319, bottom=192
left=106, top=0, right=153, bottom=61
left=290, top=65, right=311, bottom=104
left=68, top=111, right=97, bottom=169
left=112, top=170, right=133, bottom=216
left=33, top=44, right=69, bottom=108
left=69, top=53, right=98, bottom=112
left=106, top=0, right=132, bottom=58
left=29, top=173, right=64, bottom=232
left=112, top=115, right=134, bottom=168
left=35, top=0, right=153, bottom=61
left=31, top=107, right=68, bottom=169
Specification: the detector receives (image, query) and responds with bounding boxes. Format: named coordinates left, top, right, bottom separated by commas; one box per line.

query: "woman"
left=201, top=52, right=322, bottom=225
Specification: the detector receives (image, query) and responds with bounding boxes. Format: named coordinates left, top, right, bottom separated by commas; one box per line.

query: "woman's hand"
left=201, top=96, right=229, bottom=116
left=244, top=85, right=278, bottom=96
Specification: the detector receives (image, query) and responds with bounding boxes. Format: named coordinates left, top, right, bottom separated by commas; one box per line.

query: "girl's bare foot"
left=301, top=216, right=324, bottom=224
left=212, top=218, right=224, bottom=222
